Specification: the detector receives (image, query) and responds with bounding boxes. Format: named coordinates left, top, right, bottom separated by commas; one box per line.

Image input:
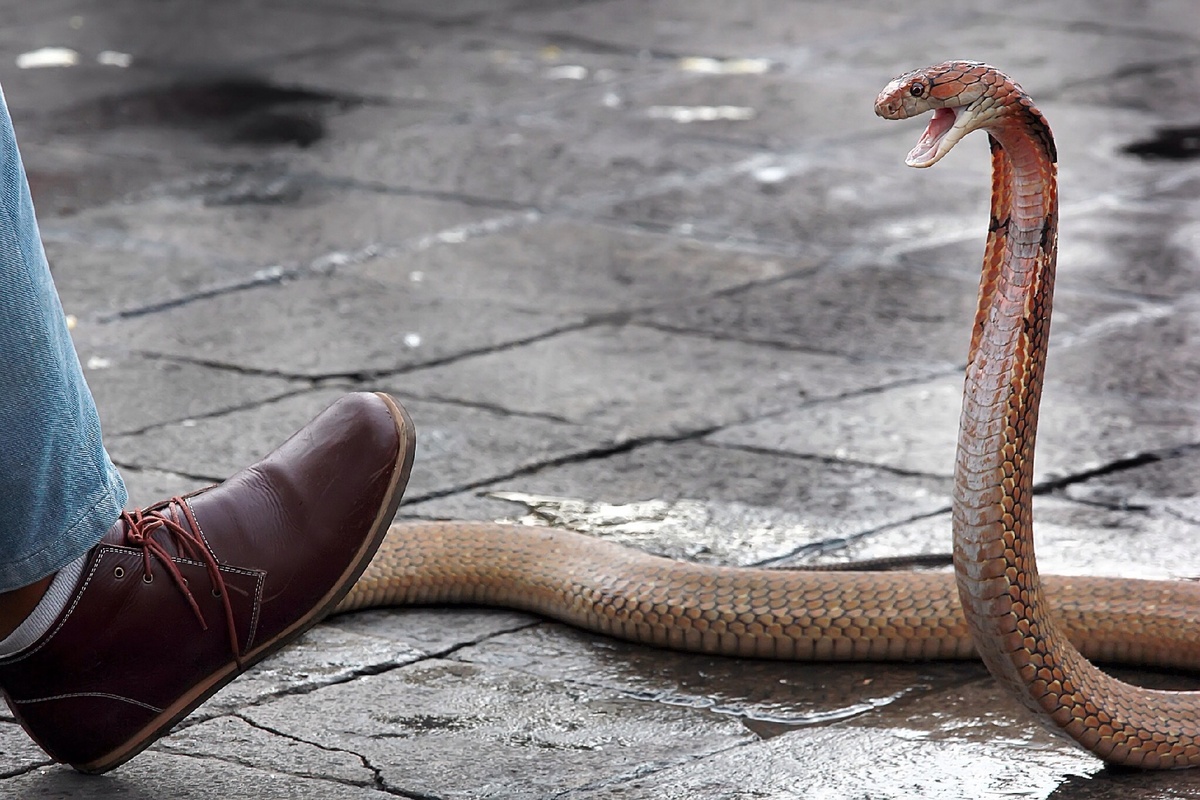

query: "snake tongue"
left=907, top=107, right=959, bottom=166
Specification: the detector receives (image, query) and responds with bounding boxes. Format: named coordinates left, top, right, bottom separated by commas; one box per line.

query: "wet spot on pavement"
left=1123, top=124, right=1200, bottom=160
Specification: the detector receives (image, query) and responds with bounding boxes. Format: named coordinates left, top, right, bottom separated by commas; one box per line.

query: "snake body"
left=339, top=62, right=1200, bottom=768
left=877, top=62, right=1200, bottom=768
left=341, top=521, right=1200, bottom=674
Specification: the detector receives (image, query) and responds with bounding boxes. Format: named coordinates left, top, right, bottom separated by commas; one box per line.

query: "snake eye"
left=909, top=81, right=925, bottom=98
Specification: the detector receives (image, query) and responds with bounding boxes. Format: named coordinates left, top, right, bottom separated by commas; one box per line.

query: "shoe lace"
left=119, top=498, right=243, bottom=665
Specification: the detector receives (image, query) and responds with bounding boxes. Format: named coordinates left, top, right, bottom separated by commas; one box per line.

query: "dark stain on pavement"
left=60, top=76, right=351, bottom=148
left=1123, top=124, right=1200, bottom=160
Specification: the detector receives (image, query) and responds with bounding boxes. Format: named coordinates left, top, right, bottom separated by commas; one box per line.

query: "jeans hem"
left=0, top=463, right=126, bottom=592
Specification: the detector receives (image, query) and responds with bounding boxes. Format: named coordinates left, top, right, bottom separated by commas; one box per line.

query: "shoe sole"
left=76, top=392, right=417, bottom=774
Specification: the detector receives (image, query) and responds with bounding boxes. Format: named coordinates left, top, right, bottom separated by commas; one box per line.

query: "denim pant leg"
left=0, top=86, right=126, bottom=591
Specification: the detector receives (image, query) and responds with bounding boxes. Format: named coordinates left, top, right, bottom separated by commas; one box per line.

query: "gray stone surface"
left=4, top=0, right=1200, bottom=797
left=242, top=658, right=753, bottom=799
left=406, top=439, right=949, bottom=554
left=400, top=323, right=938, bottom=439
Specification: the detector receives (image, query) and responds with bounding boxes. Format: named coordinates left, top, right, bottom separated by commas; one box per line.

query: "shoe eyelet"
left=113, top=566, right=125, bottom=580
left=142, top=573, right=154, bottom=585
left=212, top=589, right=222, bottom=598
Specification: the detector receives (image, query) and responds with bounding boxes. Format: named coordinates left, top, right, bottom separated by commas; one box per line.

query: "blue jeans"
left=0, top=86, right=126, bottom=592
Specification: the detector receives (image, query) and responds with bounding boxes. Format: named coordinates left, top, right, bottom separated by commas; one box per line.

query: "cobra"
left=337, top=62, right=1200, bottom=768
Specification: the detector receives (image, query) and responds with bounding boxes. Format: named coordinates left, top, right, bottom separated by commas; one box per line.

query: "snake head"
left=875, top=61, right=1020, bottom=168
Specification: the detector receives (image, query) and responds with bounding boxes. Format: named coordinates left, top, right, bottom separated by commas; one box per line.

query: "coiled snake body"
left=340, top=62, right=1200, bottom=768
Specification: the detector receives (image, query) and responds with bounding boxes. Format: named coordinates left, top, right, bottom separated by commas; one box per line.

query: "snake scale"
left=338, top=62, right=1200, bottom=768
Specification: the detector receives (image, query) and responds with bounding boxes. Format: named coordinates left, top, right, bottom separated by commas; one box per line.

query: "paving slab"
left=903, top=202, right=1200, bottom=302
left=242, top=658, right=753, bottom=800
left=399, top=323, right=938, bottom=440
left=82, top=356, right=298, bottom=437
left=712, top=295, right=1200, bottom=484
left=267, top=26, right=672, bottom=114
left=806, top=496, right=1200, bottom=583
left=504, top=0, right=917, bottom=60
left=643, top=261, right=1141, bottom=367
left=605, top=127, right=989, bottom=255
left=46, top=241, right=257, bottom=320
left=356, top=219, right=799, bottom=318
left=6, top=750, right=386, bottom=799
left=560, top=723, right=1103, bottom=800
left=43, top=185, right=497, bottom=273
left=328, top=607, right=539, bottom=657
left=107, top=389, right=614, bottom=500
left=154, top=716, right=376, bottom=788
left=92, top=266, right=576, bottom=379
left=298, top=102, right=769, bottom=211
left=453, top=622, right=971, bottom=727
left=408, top=439, right=949, bottom=555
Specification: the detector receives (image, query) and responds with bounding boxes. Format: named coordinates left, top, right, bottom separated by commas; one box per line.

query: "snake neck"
left=952, top=106, right=1059, bottom=710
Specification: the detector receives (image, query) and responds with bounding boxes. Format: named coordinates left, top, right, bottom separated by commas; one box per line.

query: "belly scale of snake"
left=338, top=62, right=1200, bottom=769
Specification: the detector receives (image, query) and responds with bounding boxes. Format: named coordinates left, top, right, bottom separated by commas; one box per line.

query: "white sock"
left=0, top=554, right=87, bottom=658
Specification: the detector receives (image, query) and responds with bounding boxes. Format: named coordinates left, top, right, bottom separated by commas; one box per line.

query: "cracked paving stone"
left=902, top=203, right=1200, bottom=303
left=24, top=140, right=197, bottom=219
left=606, top=127, right=987, bottom=254
left=80, top=355, right=297, bottom=437
left=358, top=219, right=798, bottom=319
left=8, top=750, right=385, bottom=799
left=106, top=389, right=613, bottom=500
left=268, top=27, right=670, bottom=113
left=615, top=63, right=901, bottom=150
left=0, top=721, right=51, bottom=775
left=299, top=103, right=766, bottom=210
left=824, top=13, right=1200, bottom=101
left=409, top=439, right=949, bottom=551
left=242, top=658, right=752, bottom=800
left=454, top=622, right=970, bottom=727
left=105, top=388, right=350, bottom=483
left=505, top=0, right=914, bottom=60
left=1064, top=448, right=1200, bottom=518
left=711, top=340, right=1200, bottom=486
left=41, top=185, right=495, bottom=272
left=279, top=0, right=546, bottom=24
left=642, top=261, right=1139, bottom=368
left=1058, top=54, right=1200, bottom=121
left=155, top=716, right=374, bottom=787
left=46, top=241, right=262, bottom=322
left=558, top=724, right=1103, bottom=800
left=201, top=625, right=425, bottom=717
left=811, top=497, right=1200, bottom=582
left=328, top=607, right=538, bottom=657
left=400, top=323, right=940, bottom=441
left=371, top=396, right=612, bottom=500
left=94, top=265, right=578, bottom=379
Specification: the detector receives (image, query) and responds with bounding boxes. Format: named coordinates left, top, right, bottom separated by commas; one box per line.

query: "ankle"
left=0, top=576, right=55, bottom=639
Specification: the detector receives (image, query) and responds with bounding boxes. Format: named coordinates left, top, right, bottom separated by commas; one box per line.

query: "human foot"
left=0, top=392, right=416, bottom=773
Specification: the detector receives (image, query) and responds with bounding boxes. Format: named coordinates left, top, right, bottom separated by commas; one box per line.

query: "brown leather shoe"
left=0, top=392, right=416, bottom=773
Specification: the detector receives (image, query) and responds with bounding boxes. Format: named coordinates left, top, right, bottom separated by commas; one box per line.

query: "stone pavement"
left=4, top=0, right=1200, bottom=797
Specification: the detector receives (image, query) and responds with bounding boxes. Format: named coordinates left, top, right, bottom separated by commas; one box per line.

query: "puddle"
left=1123, top=124, right=1200, bottom=160
left=59, top=76, right=352, bottom=147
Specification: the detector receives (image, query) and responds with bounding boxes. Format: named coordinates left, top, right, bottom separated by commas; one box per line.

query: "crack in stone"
left=386, top=391, right=577, bottom=426
left=401, top=428, right=718, bottom=505
left=0, top=759, right=55, bottom=780
left=756, top=505, right=952, bottom=568
left=161, top=722, right=424, bottom=797
left=109, top=459, right=224, bottom=487
left=133, top=316, right=596, bottom=385
left=107, top=382, right=315, bottom=438
left=230, top=714, right=399, bottom=794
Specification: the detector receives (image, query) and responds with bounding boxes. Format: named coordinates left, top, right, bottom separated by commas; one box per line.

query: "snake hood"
left=874, top=60, right=1030, bottom=168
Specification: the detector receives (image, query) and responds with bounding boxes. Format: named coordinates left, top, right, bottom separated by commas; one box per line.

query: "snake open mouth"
left=907, top=106, right=961, bottom=167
